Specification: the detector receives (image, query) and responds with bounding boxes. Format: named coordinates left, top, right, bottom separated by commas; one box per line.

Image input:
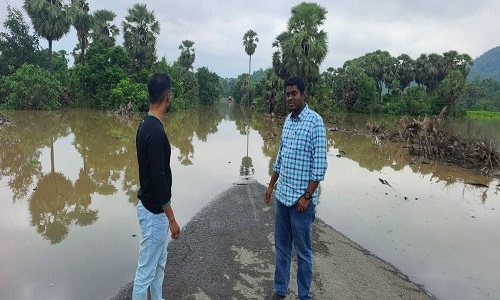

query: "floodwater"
left=0, top=105, right=499, bottom=300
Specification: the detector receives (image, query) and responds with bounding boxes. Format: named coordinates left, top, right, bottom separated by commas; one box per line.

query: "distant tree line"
left=1, top=2, right=499, bottom=117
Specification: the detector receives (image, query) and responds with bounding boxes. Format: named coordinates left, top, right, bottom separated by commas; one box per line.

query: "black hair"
left=148, top=73, right=171, bottom=104
left=284, top=75, right=306, bottom=94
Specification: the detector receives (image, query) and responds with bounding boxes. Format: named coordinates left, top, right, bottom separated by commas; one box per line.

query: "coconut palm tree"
left=243, top=30, right=258, bottom=75
left=72, top=0, right=91, bottom=65
left=24, top=0, right=73, bottom=74
left=272, top=2, right=327, bottom=83
left=123, top=3, right=159, bottom=71
left=178, top=40, right=195, bottom=71
left=90, top=9, right=119, bottom=48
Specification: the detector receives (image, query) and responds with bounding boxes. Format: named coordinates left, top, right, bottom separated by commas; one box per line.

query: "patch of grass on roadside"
left=466, top=110, right=500, bottom=120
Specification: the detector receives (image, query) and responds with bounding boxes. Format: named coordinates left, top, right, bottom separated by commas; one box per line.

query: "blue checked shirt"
left=273, top=105, right=328, bottom=206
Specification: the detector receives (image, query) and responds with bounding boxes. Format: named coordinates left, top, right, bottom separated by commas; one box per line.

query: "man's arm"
left=163, top=204, right=180, bottom=239
left=264, top=171, right=279, bottom=205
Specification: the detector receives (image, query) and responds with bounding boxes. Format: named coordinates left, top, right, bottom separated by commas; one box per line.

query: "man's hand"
left=264, top=187, right=273, bottom=205
left=296, top=196, right=310, bottom=212
left=169, top=219, right=180, bottom=239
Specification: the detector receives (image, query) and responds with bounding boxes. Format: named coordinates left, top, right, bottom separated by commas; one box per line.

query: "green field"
left=466, top=110, right=500, bottom=120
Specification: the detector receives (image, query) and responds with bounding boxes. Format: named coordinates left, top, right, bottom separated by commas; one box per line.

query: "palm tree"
left=272, top=2, right=328, bottom=84
left=262, top=68, right=283, bottom=115
left=243, top=30, right=258, bottom=75
left=24, top=0, right=73, bottom=74
left=396, top=54, right=415, bottom=91
left=72, top=0, right=91, bottom=65
left=123, top=3, right=159, bottom=71
left=178, top=40, right=195, bottom=71
left=90, top=9, right=119, bottom=48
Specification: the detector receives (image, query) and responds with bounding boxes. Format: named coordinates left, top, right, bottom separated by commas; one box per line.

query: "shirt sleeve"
left=310, top=116, right=328, bottom=182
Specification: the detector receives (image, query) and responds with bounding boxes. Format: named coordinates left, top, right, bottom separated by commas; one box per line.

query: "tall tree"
left=196, top=67, right=222, bottom=105
left=72, top=0, right=91, bottom=65
left=243, top=30, right=258, bottom=75
left=0, top=5, right=40, bottom=76
left=438, top=70, right=467, bottom=116
left=261, top=68, right=283, bottom=115
left=395, top=54, right=415, bottom=91
left=178, top=40, right=195, bottom=71
left=24, top=0, right=73, bottom=74
left=90, top=9, right=119, bottom=48
left=123, top=3, right=159, bottom=71
left=272, top=2, right=328, bottom=83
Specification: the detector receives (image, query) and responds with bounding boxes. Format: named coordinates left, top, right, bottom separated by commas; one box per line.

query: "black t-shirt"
left=136, top=115, right=172, bottom=214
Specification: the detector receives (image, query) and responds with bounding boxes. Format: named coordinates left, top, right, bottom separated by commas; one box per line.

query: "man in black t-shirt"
left=132, top=73, right=180, bottom=300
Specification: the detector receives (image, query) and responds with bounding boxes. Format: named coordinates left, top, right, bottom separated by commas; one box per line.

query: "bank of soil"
left=112, top=180, right=434, bottom=300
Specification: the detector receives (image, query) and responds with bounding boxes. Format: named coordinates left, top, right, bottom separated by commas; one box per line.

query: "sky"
left=1, top=0, right=499, bottom=78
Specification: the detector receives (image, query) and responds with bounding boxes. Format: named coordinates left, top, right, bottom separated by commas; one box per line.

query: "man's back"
left=136, top=115, right=172, bottom=214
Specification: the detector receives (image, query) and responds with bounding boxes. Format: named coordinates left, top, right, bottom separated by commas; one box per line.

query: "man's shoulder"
left=305, top=107, right=324, bottom=123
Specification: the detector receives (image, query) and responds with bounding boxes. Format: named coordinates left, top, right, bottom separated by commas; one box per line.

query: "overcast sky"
left=1, top=0, right=499, bottom=78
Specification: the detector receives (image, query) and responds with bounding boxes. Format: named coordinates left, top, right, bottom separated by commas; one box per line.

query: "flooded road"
left=0, top=106, right=499, bottom=299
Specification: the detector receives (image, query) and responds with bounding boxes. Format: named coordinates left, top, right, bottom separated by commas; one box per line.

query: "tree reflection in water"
left=29, top=137, right=98, bottom=244
left=1, top=107, right=500, bottom=299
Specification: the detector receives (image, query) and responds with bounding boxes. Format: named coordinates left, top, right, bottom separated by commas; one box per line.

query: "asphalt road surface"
left=112, top=180, right=434, bottom=300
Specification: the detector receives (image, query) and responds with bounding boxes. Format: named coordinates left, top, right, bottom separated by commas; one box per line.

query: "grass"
left=466, top=110, right=500, bottom=120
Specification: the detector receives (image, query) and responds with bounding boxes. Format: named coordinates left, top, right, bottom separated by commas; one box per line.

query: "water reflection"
left=1, top=106, right=499, bottom=299
left=1, top=107, right=498, bottom=222
left=330, top=129, right=498, bottom=202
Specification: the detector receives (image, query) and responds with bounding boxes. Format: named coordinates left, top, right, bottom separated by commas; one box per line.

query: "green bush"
left=107, top=78, right=148, bottom=111
left=0, top=64, right=61, bottom=110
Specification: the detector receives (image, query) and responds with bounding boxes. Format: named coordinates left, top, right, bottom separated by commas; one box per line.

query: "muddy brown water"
left=1, top=105, right=499, bottom=300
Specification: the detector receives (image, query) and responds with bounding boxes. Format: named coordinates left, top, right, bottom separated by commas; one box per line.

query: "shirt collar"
left=290, top=104, right=309, bottom=120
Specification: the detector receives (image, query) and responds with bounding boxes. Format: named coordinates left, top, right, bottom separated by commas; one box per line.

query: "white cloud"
left=1, top=0, right=498, bottom=78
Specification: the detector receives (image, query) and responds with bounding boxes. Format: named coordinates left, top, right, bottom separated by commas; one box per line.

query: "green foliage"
left=72, top=0, right=91, bottom=66
left=437, top=70, right=467, bottom=117
left=352, top=76, right=377, bottom=113
left=253, top=96, right=265, bottom=113
left=253, top=68, right=284, bottom=115
left=272, top=2, right=328, bottom=84
left=251, top=68, right=265, bottom=84
left=466, top=110, right=500, bottom=120
left=243, top=30, right=258, bottom=75
left=196, top=67, right=222, bottom=105
left=107, top=79, right=148, bottom=111
left=89, top=9, right=119, bottom=48
left=177, top=40, right=196, bottom=71
left=220, top=77, right=236, bottom=98
left=70, top=43, right=130, bottom=108
left=24, top=0, right=73, bottom=74
left=381, top=87, right=430, bottom=116
left=0, top=5, right=40, bottom=77
left=461, top=77, right=500, bottom=112
left=402, top=86, right=431, bottom=116
left=123, top=3, right=159, bottom=71
left=34, top=49, right=70, bottom=86
left=160, top=62, right=198, bottom=110
left=232, top=74, right=254, bottom=106
left=0, top=64, right=61, bottom=110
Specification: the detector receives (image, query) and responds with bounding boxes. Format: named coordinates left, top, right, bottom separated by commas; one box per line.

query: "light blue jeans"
left=132, top=202, right=169, bottom=300
left=274, top=199, right=315, bottom=300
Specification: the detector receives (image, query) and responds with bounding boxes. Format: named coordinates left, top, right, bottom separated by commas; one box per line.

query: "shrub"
left=107, top=78, right=148, bottom=111
left=0, top=64, right=61, bottom=110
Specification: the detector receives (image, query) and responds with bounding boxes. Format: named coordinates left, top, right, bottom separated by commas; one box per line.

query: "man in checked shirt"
left=264, top=75, right=328, bottom=300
